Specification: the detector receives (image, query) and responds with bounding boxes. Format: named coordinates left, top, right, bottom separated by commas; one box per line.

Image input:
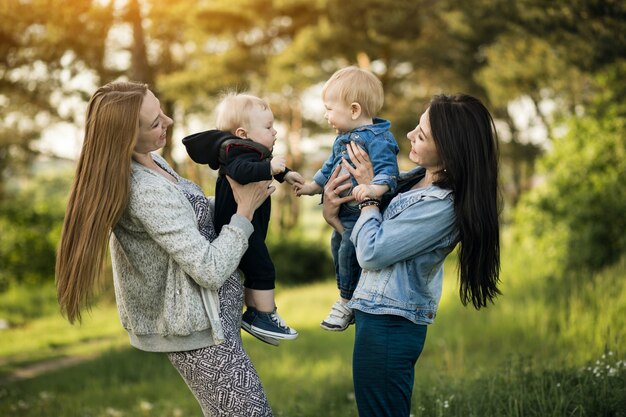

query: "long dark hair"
left=429, top=94, right=501, bottom=309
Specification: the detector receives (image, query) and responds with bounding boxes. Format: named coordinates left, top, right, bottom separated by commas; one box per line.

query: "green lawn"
left=0, top=253, right=624, bottom=416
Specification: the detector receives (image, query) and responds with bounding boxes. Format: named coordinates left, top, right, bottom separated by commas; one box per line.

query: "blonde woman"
left=56, top=81, right=275, bottom=416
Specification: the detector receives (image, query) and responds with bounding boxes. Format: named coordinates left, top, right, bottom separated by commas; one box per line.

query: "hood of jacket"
left=182, top=129, right=234, bottom=170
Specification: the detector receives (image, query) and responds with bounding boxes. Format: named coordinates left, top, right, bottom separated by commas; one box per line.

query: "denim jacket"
left=347, top=167, right=458, bottom=325
left=313, top=118, right=399, bottom=194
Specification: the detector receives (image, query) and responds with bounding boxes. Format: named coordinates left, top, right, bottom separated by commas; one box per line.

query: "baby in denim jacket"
left=295, top=66, right=399, bottom=331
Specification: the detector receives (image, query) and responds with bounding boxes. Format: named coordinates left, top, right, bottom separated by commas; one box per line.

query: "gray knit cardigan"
left=110, top=153, right=253, bottom=352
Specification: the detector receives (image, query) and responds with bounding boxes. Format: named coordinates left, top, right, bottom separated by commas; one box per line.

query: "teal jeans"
left=352, top=310, right=427, bottom=417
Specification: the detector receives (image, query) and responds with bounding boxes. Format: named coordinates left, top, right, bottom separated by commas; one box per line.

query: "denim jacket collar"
left=396, top=166, right=453, bottom=199
left=385, top=182, right=453, bottom=220
left=346, top=118, right=390, bottom=136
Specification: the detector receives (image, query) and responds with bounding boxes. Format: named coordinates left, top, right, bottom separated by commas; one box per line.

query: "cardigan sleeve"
left=127, top=174, right=254, bottom=290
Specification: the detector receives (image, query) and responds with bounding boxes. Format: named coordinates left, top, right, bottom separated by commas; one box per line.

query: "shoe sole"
left=320, top=319, right=354, bottom=332
left=241, top=323, right=280, bottom=346
left=246, top=323, right=299, bottom=340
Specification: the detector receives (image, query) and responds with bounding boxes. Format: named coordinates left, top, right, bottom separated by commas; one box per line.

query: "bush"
left=0, top=169, right=71, bottom=291
left=0, top=282, right=59, bottom=326
left=268, top=237, right=334, bottom=286
left=511, top=100, right=626, bottom=279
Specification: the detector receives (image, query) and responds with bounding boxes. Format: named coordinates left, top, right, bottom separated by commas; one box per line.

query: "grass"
left=0, top=248, right=625, bottom=416
left=0, top=283, right=127, bottom=376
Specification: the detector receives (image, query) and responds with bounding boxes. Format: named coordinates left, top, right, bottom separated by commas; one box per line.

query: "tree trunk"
left=273, top=98, right=303, bottom=234
left=127, top=0, right=153, bottom=85
left=126, top=0, right=177, bottom=169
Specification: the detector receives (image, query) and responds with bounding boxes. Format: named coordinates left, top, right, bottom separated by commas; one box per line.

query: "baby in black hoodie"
left=183, top=93, right=304, bottom=345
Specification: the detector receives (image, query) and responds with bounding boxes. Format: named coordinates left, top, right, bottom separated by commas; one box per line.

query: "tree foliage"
left=0, top=0, right=114, bottom=198
left=1, top=0, right=626, bottom=289
left=0, top=167, right=71, bottom=290
left=512, top=66, right=626, bottom=277
left=510, top=0, right=626, bottom=72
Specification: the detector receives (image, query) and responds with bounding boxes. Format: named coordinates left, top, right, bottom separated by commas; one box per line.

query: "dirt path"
left=0, top=354, right=98, bottom=385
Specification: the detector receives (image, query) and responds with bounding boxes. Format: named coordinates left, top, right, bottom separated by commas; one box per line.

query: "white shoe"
left=320, top=300, right=354, bottom=331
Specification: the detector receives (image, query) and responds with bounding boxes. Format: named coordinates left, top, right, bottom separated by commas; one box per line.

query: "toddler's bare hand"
left=295, top=182, right=317, bottom=196
left=352, top=184, right=373, bottom=202
left=285, top=171, right=305, bottom=186
left=271, top=156, right=286, bottom=175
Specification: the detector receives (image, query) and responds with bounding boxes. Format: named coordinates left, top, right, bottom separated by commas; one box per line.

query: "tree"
left=511, top=0, right=626, bottom=73
left=0, top=0, right=115, bottom=199
left=467, top=0, right=626, bottom=207
left=512, top=65, right=626, bottom=277
left=0, top=167, right=72, bottom=290
left=476, top=34, right=589, bottom=205
left=3, top=0, right=624, bottom=222
left=0, top=0, right=206, bottom=195
left=124, top=0, right=205, bottom=169
left=157, top=0, right=328, bottom=230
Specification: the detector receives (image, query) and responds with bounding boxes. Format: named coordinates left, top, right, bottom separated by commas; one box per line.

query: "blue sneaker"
left=241, top=307, right=298, bottom=340
left=241, top=309, right=280, bottom=346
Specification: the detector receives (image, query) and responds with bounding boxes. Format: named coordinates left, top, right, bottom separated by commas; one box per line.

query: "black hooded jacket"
left=182, top=129, right=291, bottom=284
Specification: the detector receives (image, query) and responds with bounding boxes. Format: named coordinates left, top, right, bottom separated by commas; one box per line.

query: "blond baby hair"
left=322, top=66, right=384, bottom=118
left=215, top=93, right=269, bottom=134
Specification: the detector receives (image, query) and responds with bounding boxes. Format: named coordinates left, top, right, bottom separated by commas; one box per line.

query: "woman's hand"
left=344, top=142, right=375, bottom=185
left=322, top=165, right=355, bottom=233
left=227, top=177, right=275, bottom=221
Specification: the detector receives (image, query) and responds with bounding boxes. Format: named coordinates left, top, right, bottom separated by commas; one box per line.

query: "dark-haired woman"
left=322, top=94, right=501, bottom=417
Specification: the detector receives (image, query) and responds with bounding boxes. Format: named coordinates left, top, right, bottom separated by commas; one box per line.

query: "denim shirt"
left=348, top=167, right=458, bottom=325
left=313, top=118, right=400, bottom=194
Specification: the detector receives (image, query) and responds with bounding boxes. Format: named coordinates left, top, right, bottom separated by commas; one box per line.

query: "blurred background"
left=0, top=0, right=624, bottom=416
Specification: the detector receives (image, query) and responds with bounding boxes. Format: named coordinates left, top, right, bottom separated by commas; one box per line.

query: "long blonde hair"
left=56, top=81, right=148, bottom=323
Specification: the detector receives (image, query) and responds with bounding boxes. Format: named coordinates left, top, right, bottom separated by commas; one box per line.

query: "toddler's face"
left=323, top=88, right=354, bottom=133
left=244, top=106, right=277, bottom=151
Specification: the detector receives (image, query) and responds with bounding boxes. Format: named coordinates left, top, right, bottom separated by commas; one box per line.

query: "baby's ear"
left=351, top=102, right=362, bottom=120
left=235, top=127, right=247, bottom=138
